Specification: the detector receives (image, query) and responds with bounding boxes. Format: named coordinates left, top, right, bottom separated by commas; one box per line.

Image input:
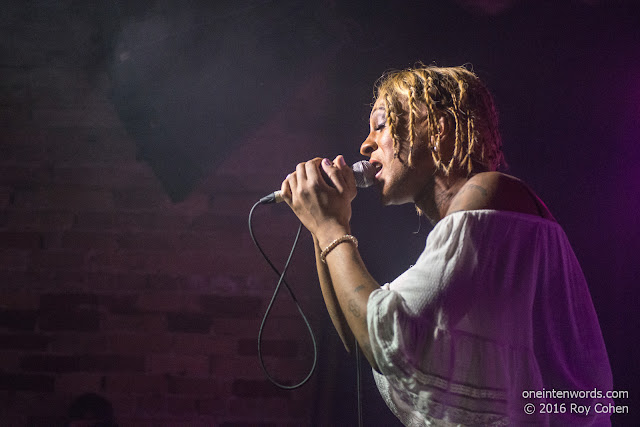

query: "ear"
left=436, top=114, right=452, bottom=139
left=436, top=113, right=456, bottom=160
left=415, top=111, right=452, bottom=153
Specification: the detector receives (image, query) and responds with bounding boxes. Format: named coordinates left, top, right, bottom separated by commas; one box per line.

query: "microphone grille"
left=352, top=160, right=376, bottom=188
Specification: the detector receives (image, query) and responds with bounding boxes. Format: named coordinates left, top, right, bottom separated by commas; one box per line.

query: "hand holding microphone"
left=260, top=158, right=375, bottom=204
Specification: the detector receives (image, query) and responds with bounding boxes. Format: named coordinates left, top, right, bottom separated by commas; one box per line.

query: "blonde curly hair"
left=375, top=65, right=505, bottom=175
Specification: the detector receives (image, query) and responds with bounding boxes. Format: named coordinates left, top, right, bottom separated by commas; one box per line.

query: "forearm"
left=319, top=233, right=381, bottom=372
left=314, top=235, right=355, bottom=353
left=278, top=156, right=379, bottom=368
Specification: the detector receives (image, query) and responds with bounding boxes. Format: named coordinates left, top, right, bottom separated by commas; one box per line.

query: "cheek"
left=380, top=138, right=395, bottom=155
left=374, top=137, right=395, bottom=162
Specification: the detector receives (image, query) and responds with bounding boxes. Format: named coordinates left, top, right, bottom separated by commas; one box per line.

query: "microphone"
left=259, top=160, right=376, bottom=204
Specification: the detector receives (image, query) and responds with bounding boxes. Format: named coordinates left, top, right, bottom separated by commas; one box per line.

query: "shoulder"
left=447, top=172, right=555, bottom=220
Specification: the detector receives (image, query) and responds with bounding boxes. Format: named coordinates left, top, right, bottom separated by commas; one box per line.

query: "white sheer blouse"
left=367, top=210, right=613, bottom=426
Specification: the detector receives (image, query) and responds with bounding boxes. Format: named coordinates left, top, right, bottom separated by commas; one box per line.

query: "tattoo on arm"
left=457, top=183, right=488, bottom=199
left=467, top=184, right=488, bottom=197
left=347, top=298, right=361, bottom=318
left=354, top=285, right=365, bottom=294
left=449, top=183, right=489, bottom=212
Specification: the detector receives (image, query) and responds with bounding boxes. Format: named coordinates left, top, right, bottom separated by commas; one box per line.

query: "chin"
left=379, top=189, right=409, bottom=207
left=377, top=172, right=415, bottom=206
left=376, top=183, right=395, bottom=206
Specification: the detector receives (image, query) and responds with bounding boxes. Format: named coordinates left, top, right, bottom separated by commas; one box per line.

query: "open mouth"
left=373, top=162, right=383, bottom=179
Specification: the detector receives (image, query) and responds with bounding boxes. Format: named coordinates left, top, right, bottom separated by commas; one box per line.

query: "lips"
left=371, top=161, right=383, bottom=179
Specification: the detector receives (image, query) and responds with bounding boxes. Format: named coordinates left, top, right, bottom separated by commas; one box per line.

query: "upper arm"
left=448, top=172, right=553, bottom=219
left=447, top=172, right=501, bottom=213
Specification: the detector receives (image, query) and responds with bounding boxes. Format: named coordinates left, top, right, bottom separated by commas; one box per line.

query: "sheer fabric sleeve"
left=367, top=213, right=480, bottom=384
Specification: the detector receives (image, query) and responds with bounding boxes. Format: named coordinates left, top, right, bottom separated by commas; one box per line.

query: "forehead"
left=369, top=98, right=386, bottom=118
left=372, top=96, right=386, bottom=109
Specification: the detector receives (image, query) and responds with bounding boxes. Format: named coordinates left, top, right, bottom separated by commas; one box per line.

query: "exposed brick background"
left=5, top=1, right=637, bottom=426
left=0, top=1, right=332, bottom=425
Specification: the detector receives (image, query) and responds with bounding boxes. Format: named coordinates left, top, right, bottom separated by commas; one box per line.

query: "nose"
left=360, top=133, right=378, bottom=157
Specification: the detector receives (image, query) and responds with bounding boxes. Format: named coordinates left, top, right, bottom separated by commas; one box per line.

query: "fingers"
left=280, top=172, right=296, bottom=204
left=331, top=155, right=356, bottom=192
left=295, top=161, right=308, bottom=182
left=321, top=157, right=346, bottom=192
left=281, top=159, right=319, bottom=205
left=281, top=156, right=354, bottom=204
left=304, top=158, right=324, bottom=189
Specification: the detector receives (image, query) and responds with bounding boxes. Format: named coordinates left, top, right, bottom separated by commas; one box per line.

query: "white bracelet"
left=320, top=234, right=358, bottom=263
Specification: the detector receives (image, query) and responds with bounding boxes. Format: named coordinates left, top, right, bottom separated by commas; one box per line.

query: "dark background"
left=1, top=0, right=638, bottom=425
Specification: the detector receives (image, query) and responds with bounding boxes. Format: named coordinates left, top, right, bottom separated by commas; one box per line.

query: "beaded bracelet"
left=320, top=234, right=358, bottom=263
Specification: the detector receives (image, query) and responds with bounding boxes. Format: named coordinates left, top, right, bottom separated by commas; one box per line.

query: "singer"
left=279, top=65, right=613, bottom=425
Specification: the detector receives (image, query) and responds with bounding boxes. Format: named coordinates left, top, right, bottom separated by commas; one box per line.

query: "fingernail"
left=323, top=158, right=331, bottom=166
left=338, top=156, right=347, bottom=166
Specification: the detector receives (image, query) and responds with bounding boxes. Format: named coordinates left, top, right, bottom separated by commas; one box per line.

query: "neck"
left=415, top=171, right=469, bottom=225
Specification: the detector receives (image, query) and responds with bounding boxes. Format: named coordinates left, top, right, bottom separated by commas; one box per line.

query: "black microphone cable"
left=250, top=166, right=372, bottom=422
left=248, top=199, right=317, bottom=389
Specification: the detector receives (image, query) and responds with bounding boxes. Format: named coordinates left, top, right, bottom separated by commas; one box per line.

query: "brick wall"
left=0, top=2, right=331, bottom=425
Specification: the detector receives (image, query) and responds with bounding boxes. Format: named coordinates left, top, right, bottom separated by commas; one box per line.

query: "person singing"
left=279, top=65, right=613, bottom=425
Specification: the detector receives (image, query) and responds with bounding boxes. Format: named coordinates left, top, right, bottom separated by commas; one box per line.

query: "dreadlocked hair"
left=374, top=65, right=505, bottom=175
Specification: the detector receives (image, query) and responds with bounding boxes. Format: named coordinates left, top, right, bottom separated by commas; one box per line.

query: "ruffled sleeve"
left=367, top=212, right=480, bottom=382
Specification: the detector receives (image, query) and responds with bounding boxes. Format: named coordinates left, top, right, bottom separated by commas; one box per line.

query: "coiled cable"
left=248, top=200, right=318, bottom=389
